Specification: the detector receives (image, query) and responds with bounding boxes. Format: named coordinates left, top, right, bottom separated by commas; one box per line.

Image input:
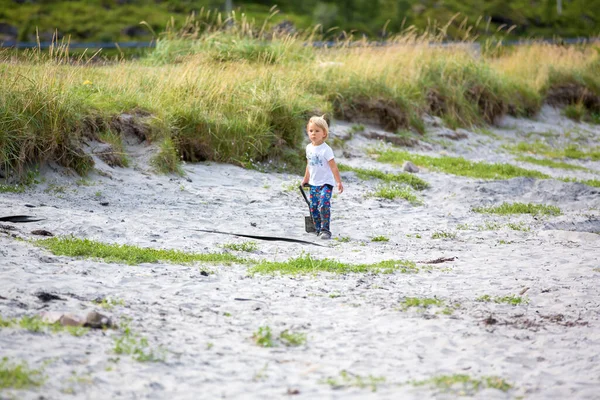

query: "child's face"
left=307, top=122, right=327, bottom=145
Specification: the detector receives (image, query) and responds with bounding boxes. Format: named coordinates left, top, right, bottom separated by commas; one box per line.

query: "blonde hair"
left=307, top=115, right=329, bottom=138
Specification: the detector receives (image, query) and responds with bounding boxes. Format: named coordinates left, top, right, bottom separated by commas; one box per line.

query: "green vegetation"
left=2, top=0, right=599, bottom=44
left=279, top=330, right=307, bottom=347
left=0, top=357, right=45, bottom=389
left=324, top=370, right=386, bottom=392
left=506, top=221, right=531, bottom=231
left=222, top=241, right=258, bottom=253
left=249, top=254, right=418, bottom=275
left=0, top=315, right=89, bottom=337
left=561, top=177, right=600, bottom=188
left=252, top=326, right=275, bottom=348
left=334, top=236, right=351, bottom=243
left=431, top=231, right=457, bottom=239
left=36, top=237, right=242, bottom=266
left=473, top=202, right=561, bottom=216
left=114, top=323, right=165, bottom=362
left=509, top=141, right=600, bottom=161
left=476, top=294, right=528, bottom=305
left=93, top=298, right=125, bottom=310
left=516, top=155, right=589, bottom=171
left=251, top=326, right=307, bottom=347
left=400, top=297, right=444, bottom=311
left=370, top=184, right=422, bottom=205
left=371, top=236, right=390, bottom=242
left=2, top=10, right=599, bottom=178
left=412, top=374, right=512, bottom=395
left=375, top=149, right=550, bottom=180
left=338, top=164, right=429, bottom=190
left=0, top=184, right=26, bottom=193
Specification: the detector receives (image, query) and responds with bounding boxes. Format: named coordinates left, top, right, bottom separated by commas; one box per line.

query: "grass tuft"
left=279, top=330, right=307, bottom=347
left=249, top=254, right=417, bottom=275
left=400, top=297, right=444, bottom=311
left=324, top=370, right=386, bottom=392
left=369, top=184, right=423, bottom=205
left=412, top=374, right=512, bottom=394
left=1, top=315, right=89, bottom=337
left=0, top=358, right=45, bottom=389
left=476, top=295, right=528, bottom=305
left=36, top=237, right=242, bottom=266
left=473, top=202, right=561, bottom=216
left=252, top=326, right=275, bottom=348
left=371, top=236, right=390, bottom=242
left=431, top=231, right=457, bottom=239
left=221, top=241, right=258, bottom=252
left=114, top=322, right=165, bottom=362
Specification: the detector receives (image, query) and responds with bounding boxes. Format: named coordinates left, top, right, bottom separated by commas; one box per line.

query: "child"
left=300, top=115, right=343, bottom=240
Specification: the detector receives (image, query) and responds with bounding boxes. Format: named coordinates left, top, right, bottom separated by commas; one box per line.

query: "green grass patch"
left=516, top=155, right=589, bottom=171
left=113, top=323, right=165, bottom=362
left=221, top=241, right=258, bottom=253
left=476, top=295, right=528, bottom=305
left=371, top=236, right=389, bottom=242
left=0, top=315, right=89, bottom=337
left=431, top=231, right=457, bottom=239
left=0, top=184, right=26, bottom=193
left=506, top=221, right=531, bottom=232
left=249, top=254, right=418, bottom=275
left=560, top=177, right=600, bottom=188
left=93, top=298, right=125, bottom=310
left=472, top=202, right=561, bottom=216
left=369, top=183, right=422, bottom=205
left=375, top=149, right=549, bottom=180
left=508, top=141, right=600, bottom=161
left=338, top=164, right=429, bottom=190
left=400, top=297, right=444, bottom=311
left=324, top=370, right=386, bottom=392
left=252, top=326, right=275, bottom=348
left=412, top=374, right=512, bottom=395
left=0, top=357, right=45, bottom=389
left=36, top=237, right=243, bottom=266
left=279, top=330, right=307, bottom=347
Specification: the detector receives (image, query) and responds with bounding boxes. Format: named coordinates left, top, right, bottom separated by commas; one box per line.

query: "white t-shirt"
left=306, top=142, right=335, bottom=186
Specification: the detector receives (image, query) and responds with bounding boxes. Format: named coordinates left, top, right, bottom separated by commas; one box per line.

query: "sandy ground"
left=1, top=106, right=599, bottom=399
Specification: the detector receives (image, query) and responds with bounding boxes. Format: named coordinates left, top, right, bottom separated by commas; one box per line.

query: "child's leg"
left=309, top=185, right=322, bottom=233
left=318, top=184, right=333, bottom=233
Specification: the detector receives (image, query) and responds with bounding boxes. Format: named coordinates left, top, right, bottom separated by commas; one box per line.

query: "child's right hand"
left=301, top=179, right=308, bottom=187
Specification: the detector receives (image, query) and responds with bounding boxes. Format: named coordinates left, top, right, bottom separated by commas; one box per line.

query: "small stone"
left=85, top=311, right=113, bottom=329
left=100, top=201, right=109, bottom=206
left=31, top=229, right=54, bottom=237
left=402, top=161, right=419, bottom=173
left=60, top=314, right=85, bottom=327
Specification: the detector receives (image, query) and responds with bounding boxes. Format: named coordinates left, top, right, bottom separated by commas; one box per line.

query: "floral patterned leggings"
left=309, top=184, right=333, bottom=233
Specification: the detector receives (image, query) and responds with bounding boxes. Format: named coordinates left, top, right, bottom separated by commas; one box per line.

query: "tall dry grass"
left=1, top=14, right=598, bottom=179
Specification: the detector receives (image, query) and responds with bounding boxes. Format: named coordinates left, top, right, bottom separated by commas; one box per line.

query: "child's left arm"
left=328, top=159, right=344, bottom=193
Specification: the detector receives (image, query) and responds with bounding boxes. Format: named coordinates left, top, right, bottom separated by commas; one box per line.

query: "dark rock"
left=36, top=291, right=64, bottom=303
left=402, top=161, right=419, bottom=173
left=100, top=201, right=109, bottom=206
left=31, top=229, right=54, bottom=237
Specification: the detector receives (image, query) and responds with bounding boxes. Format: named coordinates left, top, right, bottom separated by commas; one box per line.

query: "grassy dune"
left=1, top=14, right=599, bottom=178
